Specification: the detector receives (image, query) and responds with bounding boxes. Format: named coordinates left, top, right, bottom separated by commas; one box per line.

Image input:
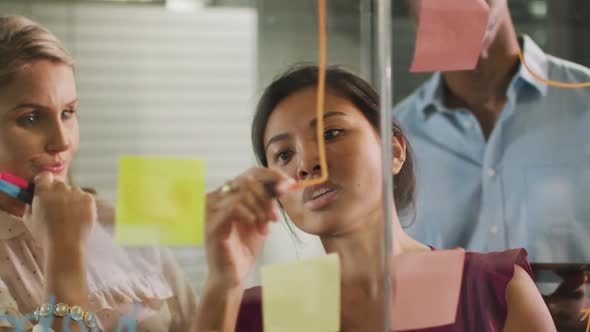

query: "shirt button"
left=490, top=225, right=499, bottom=234
left=487, top=168, right=496, bottom=177
left=463, top=121, right=473, bottom=129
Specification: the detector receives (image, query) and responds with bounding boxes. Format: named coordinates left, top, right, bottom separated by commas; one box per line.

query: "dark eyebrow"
left=9, top=98, right=79, bottom=112
left=309, top=111, right=347, bottom=127
left=265, top=132, right=290, bottom=152
left=264, top=111, right=348, bottom=152
left=9, top=103, right=48, bottom=112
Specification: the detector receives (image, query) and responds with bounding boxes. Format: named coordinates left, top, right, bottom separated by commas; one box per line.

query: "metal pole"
left=360, top=0, right=374, bottom=83
left=375, top=0, right=394, bottom=331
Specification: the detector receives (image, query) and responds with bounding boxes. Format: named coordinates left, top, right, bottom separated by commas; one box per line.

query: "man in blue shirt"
left=395, top=1, right=590, bottom=329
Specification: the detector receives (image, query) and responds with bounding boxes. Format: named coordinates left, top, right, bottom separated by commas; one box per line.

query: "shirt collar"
left=416, top=72, right=445, bottom=120
left=0, top=208, right=27, bottom=240
left=417, top=35, right=549, bottom=119
left=514, top=34, right=549, bottom=97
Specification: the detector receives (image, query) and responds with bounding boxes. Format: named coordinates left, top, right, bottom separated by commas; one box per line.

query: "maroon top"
left=235, top=248, right=533, bottom=332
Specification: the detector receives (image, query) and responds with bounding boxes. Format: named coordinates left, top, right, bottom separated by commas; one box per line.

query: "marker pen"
left=0, top=173, right=34, bottom=204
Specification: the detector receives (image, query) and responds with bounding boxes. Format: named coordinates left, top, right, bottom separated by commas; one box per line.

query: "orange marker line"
left=518, top=48, right=590, bottom=88
left=289, top=0, right=329, bottom=191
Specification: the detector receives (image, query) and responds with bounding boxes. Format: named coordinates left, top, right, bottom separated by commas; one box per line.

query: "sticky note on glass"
left=391, top=248, right=465, bottom=330
left=262, top=254, right=340, bottom=332
left=410, top=0, right=489, bottom=72
left=115, top=156, right=206, bottom=246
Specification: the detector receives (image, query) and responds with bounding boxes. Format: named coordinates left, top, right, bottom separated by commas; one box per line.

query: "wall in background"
left=0, top=0, right=257, bottom=292
left=1, top=0, right=588, bottom=290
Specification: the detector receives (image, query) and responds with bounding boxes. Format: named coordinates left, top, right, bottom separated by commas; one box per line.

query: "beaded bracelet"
left=34, top=302, right=96, bottom=329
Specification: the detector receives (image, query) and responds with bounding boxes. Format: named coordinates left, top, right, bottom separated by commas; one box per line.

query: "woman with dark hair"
left=194, top=65, right=555, bottom=332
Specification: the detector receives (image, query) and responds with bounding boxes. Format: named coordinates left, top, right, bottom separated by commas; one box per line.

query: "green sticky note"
left=262, top=254, right=341, bottom=332
left=115, top=156, right=206, bottom=246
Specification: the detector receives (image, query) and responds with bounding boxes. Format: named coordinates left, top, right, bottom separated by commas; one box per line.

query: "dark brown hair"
left=251, top=65, right=416, bottom=215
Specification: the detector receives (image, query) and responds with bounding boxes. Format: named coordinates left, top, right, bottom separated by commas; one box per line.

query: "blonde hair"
left=0, top=15, right=73, bottom=86
left=0, top=16, right=91, bottom=193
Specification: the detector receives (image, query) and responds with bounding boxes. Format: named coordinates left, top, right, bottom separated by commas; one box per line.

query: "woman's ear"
left=392, top=134, right=406, bottom=175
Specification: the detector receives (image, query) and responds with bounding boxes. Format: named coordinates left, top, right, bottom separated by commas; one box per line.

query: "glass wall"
left=0, top=0, right=587, bottom=331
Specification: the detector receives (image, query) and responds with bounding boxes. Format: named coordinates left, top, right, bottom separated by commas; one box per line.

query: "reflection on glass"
left=393, top=0, right=590, bottom=331
left=0, top=0, right=588, bottom=331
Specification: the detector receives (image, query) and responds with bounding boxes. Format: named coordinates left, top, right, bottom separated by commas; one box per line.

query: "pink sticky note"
left=410, top=0, right=489, bottom=72
left=391, top=248, right=465, bottom=331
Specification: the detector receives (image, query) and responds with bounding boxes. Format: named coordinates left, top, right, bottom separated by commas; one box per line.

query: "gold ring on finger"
left=220, top=181, right=236, bottom=195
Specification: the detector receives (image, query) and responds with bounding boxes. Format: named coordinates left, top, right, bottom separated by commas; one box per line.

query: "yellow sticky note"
left=115, top=156, right=205, bottom=246
left=262, top=254, right=340, bottom=332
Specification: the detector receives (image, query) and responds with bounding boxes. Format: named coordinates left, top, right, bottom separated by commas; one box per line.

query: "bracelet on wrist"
left=34, top=302, right=96, bottom=329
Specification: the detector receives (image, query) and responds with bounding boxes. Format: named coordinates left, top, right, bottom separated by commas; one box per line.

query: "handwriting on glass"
left=0, top=296, right=139, bottom=332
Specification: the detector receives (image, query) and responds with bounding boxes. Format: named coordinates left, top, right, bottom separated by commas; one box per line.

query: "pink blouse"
left=0, top=199, right=197, bottom=331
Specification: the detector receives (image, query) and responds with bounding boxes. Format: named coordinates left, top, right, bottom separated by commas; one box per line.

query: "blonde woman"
left=0, top=16, right=197, bottom=331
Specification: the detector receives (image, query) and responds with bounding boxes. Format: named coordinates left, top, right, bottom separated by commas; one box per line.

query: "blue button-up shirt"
left=394, top=35, right=590, bottom=263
